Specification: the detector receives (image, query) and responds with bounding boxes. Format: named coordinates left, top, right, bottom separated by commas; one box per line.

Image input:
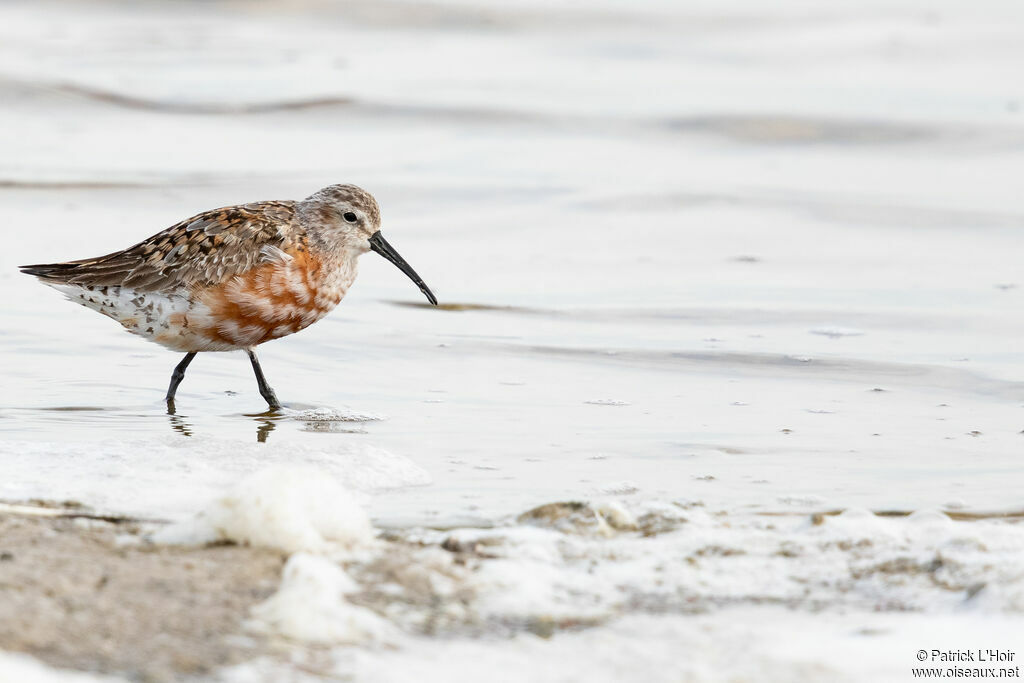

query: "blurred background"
left=2, top=0, right=1024, bottom=518
left=5, top=0, right=1024, bottom=518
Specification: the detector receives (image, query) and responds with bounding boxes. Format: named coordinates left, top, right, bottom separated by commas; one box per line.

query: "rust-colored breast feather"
left=195, top=244, right=331, bottom=348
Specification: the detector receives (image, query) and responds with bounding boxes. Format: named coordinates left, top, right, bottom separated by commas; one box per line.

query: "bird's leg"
left=246, top=348, right=282, bottom=411
left=166, top=352, right=197, bottom=404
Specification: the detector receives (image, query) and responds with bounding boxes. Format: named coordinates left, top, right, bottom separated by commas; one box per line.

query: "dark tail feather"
left=19, top=262, right=86, bottom=283
left=18, top=260, right=112, bottom=284
left=21, top=256, right=138, bottom=287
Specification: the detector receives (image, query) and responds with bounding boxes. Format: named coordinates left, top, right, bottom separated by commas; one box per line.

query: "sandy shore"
left=0, top=511, right=284, bottom=681
left=4, top=491, right=1024, bottom=682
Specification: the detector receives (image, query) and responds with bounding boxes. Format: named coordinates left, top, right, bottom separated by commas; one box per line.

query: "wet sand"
left=0, top=512, right=283, bottom=681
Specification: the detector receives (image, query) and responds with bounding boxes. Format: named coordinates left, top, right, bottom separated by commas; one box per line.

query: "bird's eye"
left=343, top=212, right=358, bottom=223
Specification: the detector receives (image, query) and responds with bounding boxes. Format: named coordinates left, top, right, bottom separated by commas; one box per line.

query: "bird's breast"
left=190, top=249, right=358, bottom=349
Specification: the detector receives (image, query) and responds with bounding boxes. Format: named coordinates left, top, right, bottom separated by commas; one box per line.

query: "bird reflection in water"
left=165, top=399, right=193, bottom=437
left=254, top=415, right=277, bottom=443
left=165, top=400, right=280, bottom=443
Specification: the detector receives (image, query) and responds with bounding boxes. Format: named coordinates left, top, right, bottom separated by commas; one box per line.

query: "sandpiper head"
left=303, top=184, right=437, bottom=305
left=305, top=184, right=382, bottom=245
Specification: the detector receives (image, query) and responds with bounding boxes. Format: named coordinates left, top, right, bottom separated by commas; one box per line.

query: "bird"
left=19, top=184, right=437, bottom=411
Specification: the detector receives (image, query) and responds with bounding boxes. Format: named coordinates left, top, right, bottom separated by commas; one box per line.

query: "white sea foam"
left=0, top=439, right=431, bottom=522
left=154, top=466, right=376, bottom=554
left=201, top=498, right=1024, bottom=669
left=289, top=407, right=386, bottom=422
left=339, top=611, right=1024, bottom=683
left=392, top=501, right=1024, bottom=625
left=248, top=554, right=396, bottom=645
left=0, top=652, right=126, bottom=682
left=216, top=499, right=1024, bottom=681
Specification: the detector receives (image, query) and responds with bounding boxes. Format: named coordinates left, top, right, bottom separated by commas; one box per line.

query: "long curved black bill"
left=369, top=231, right=438, bottom=305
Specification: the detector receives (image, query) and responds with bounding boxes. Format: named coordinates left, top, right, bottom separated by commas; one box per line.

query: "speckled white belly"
left=49, top=283, right=230, bottom=352
left=48, top=250, right=359, bottom=353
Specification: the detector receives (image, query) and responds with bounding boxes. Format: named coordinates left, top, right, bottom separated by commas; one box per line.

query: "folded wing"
left=20, top=200, right=297, bottom=293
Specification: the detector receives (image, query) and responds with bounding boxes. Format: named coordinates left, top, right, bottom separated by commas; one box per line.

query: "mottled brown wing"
left=21, top=201, right=296, bottom=292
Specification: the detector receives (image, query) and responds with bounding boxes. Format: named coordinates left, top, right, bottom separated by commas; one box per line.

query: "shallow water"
left=2, top=0, right=1024, bottom=679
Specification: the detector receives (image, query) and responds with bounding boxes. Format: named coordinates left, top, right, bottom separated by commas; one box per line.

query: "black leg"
left=166, top=352, right=197, bottom=403
left=246, top=348, right=282, bottom=411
